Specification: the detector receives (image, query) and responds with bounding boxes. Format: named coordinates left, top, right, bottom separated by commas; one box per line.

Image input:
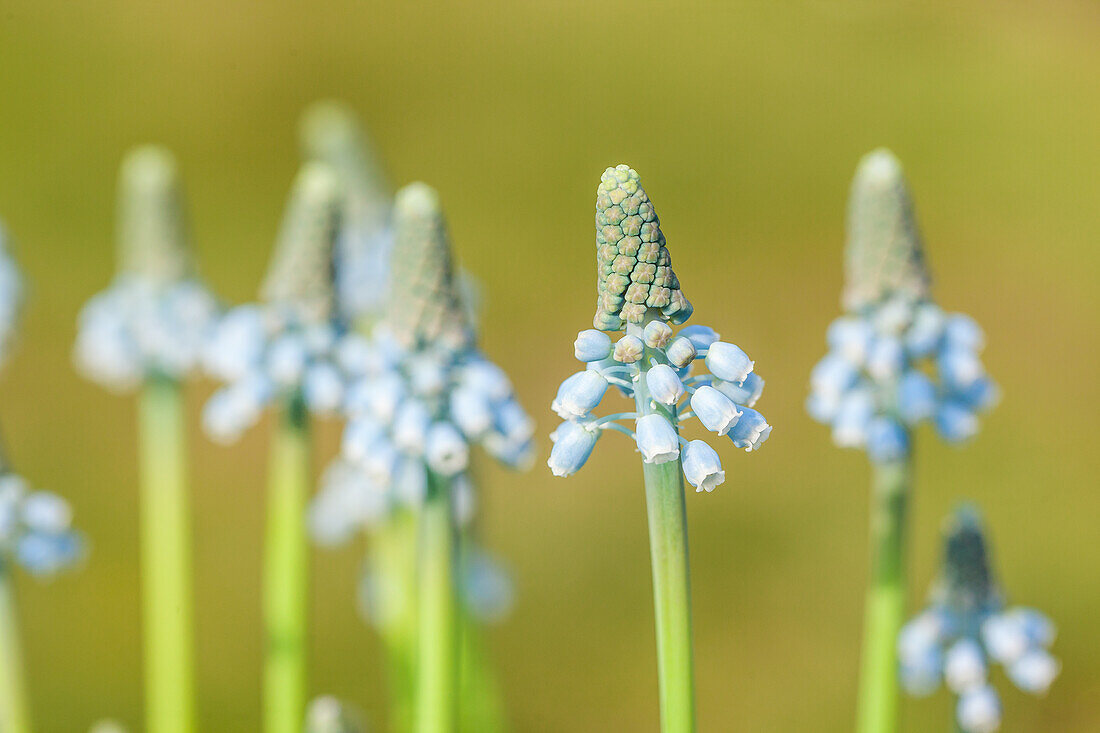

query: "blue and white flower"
left=808, top=295, right=997, bottom=460
left=899, top=508, right=1059, bottom=732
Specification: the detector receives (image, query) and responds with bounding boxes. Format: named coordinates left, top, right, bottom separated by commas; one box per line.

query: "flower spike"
left=594, top=165, right=691, bottom=330
left=843, top=149, right=931, bottom=312
left=900, top=507, right=1060, bottom=732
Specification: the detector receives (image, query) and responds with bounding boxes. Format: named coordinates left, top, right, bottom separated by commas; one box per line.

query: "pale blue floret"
left=934, top=402, right=979, bottom=443
left=690, top=386, right=742, bottom=436
left=865, top=336, right=904, bottom=380
left=866, top=417, right=909, bottom=463
left=832, top=388, right=875, bottom=448
left=551, top=371, right=608, bottom=420
left=897, top=370, right=937, bottom=424
left=635, top=414, right=680, bottom=464
left=392, top=399, right=432, bottom=454
left=957, top=685, right=1001, bottom=733
left=0, top=223, right=24, bottom=368
left=645, top=364, right=684, bottom=405
left=450, top=386, right=494, bottom=438
left=704, top=342, right=753, bottom=385
left=681, top=441, right=724, bottom=492
left=1007, top=648, right=1060, bottom=694
left=677, top=325, right=720, bottom=351
left=425, top=421, right=469, bottom=476
left=547, top=420, right=600, bottom=477
left=574, top=329, right=612, bottom=362
left=727, top=407, right=771, bottom=451
left=905, top=303, right=945, bottom=357
left=944, top=638, right=987, bottom=693
left=713, top=373, right=764, bottom=408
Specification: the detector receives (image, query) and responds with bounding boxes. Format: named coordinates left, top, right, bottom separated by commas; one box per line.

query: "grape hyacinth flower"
left=309, top=182, right=531, bottom=733
left=201, top=162, right=342, bottom=733
left=806, top=149, right=998, bottom=733
left=74, top=146, right=212, bottom=733
left=899, top=507, right=1059, bottom=732
left=549, top=165, right=771, bottom=731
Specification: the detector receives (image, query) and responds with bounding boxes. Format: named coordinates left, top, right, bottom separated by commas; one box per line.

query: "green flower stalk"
left=550, top=165, right=773, bottom=733
left=75, top=146, right=218, bottom=733
left=806, top=150, right=997, bottom=733
left=259, top=163, right=341, bottom=733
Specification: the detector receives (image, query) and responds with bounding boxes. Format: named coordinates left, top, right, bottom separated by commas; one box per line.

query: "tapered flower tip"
left=386, top=182, right=471, bottom=349
left=594, top=165, right=692, bottom=331
left=260, top=162, right=341, bottom=322
left=933, top=505, right=1001, bottom=616
left=299, top=100, right=389, bottom=204
left=843, top=149, right=931, bottom=311
left=116, top=145, right=192, bottom=284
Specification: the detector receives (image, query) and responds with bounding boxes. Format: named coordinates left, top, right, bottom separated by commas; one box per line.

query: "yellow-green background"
left=0, top=1, right=1097, bottom=730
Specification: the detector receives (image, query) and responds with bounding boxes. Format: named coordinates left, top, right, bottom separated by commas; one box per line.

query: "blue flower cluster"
left=807, top=294, right=997, bottom=462
left=0, top=223, right=24, bottom=367
left=75, top=276, right=219, bottom=392
left=0, top=472, right=83, bottom=576
left=549, top=322, right=770, bottom=490
left=899, top=605, right=1059, bottom=732
left=200, top=304, right=351, bottom=443
left=308, top=324, right=534, bottom=535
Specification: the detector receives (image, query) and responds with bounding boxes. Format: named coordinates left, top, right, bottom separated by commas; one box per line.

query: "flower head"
left=807, top=150, right=996, bottom=460
left=201, top=163, right=349, bottom=442
left=75, top=146, right=219, bottom=391
left=899, top=507, right=1059, bottom=732
left=308, top=182, right=532, bottom=535
left=550, top=165, right=770, bottom=491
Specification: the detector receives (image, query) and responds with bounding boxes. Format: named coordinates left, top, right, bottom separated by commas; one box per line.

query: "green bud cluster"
left=594, top=165, right=691, bottom=331
left=260, top=162, right=342, bottom=322
left=116, top=145, right=192, bottom=285
left=385, top=182, right=470, bottom=350
left=932, top=507, right=1001, bottom=618
left=843, top=148, right=932, bottom=311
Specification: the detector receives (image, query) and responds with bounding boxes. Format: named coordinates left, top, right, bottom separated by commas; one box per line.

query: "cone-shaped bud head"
left=843, top=149, right=931, bottom=311
left=299, top=100, right=390, bottom=213
left=386, top=183, right=471, bottom=350
left=932, top=505, right=1002, bottom=618
left=260, top=162, right=341, bottom=322
left=116, top=145, right=192, bottom=284
left=594, top=165, right=691, bottom=331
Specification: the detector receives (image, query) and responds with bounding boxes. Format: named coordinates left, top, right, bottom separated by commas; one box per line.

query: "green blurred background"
left=1, top=0, right=1098, bottom=730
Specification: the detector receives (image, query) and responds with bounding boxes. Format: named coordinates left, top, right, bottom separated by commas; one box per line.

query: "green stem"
left=414, top=474, right=458, bottom=733
left=458, top=608, right=506, bottom=733
left=138, top=376, right=196, bottom=733
left=370, top=511, right=421, bottom=733
left=632, top=324, right=696, bottom=733
left=263, top=396, right=311, bottom=733
left=855, top=457, right=912, bottom=733
left=0, top=564, right=30, bottom=733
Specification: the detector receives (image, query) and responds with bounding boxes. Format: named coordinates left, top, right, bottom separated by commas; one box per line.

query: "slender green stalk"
left=414, top=474, right=458, bottom=733
left=855, top=457, right=912, bottom=733
left=458, top=610, right=506, bottom=733
left=0, top=564, right=30, bottom=733
left=370, top=510, right=421, bottom=733
left=263, top=395, right=311, bottom=733
left=632, top=330, right=696, bottom=733
left=138, top=375, right=196, bottom=733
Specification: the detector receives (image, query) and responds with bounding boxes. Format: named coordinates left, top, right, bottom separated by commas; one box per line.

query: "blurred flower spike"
left=74, top=146, right=220, bottom=392
left=0, top=222, right=24, bottom=368
left=899, top=507, right=1060, bottom=733
left=308, top=181, right=534, bottom=534
left=549, top=165, right=771, bottom=490
left=201, top=163, right=351, bottom=442
left=806, top=149, right=997, bottom=461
